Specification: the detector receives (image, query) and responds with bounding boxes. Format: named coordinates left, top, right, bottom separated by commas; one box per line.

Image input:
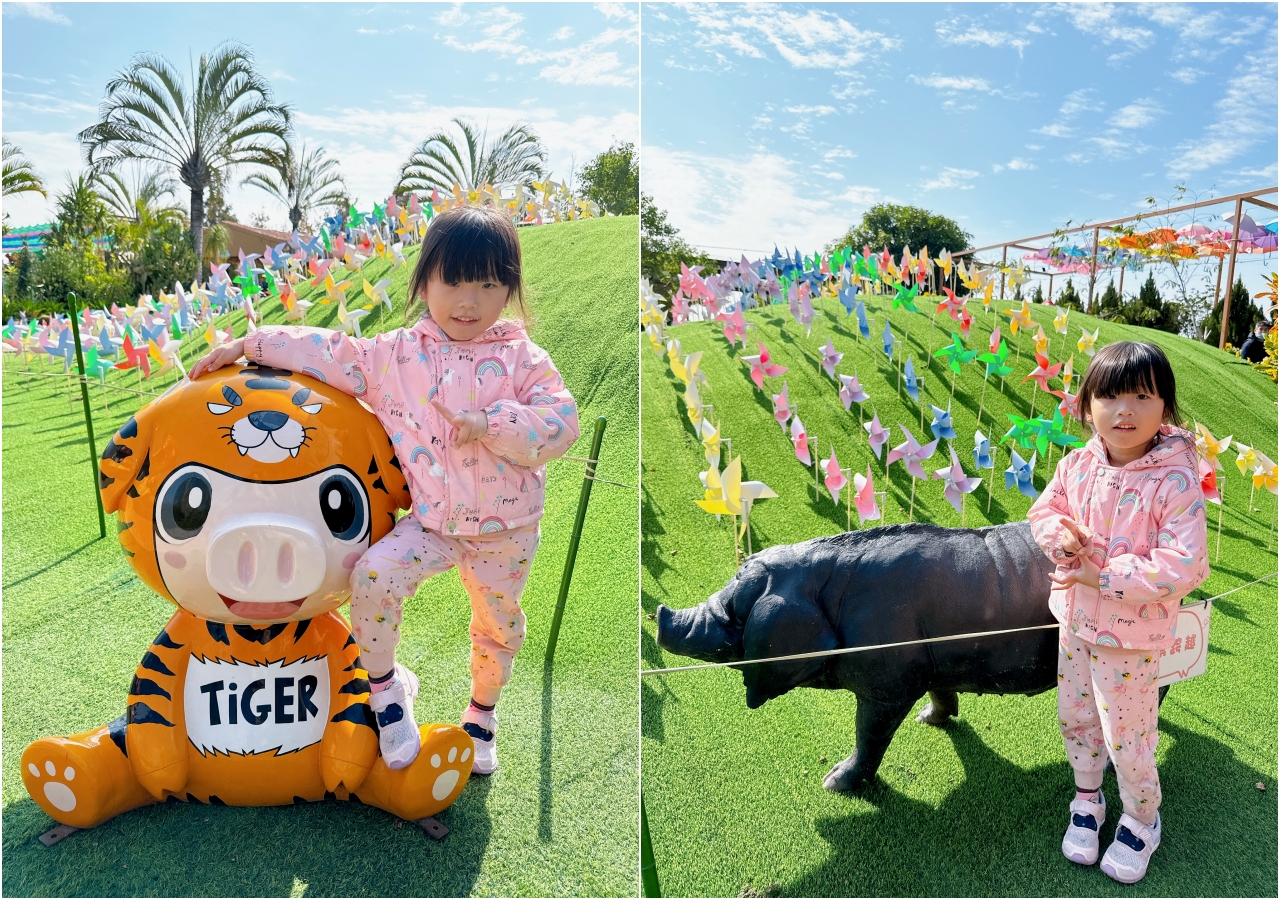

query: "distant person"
left=1239, top=320, right=1270, bottom=363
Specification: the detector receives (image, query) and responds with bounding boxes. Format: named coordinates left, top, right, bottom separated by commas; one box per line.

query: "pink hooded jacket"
left=244, top=317, right=579, bottom=537
left=1027, top=424, right=1209, bottom=650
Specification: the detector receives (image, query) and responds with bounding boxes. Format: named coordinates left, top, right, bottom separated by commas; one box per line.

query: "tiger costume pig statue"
left=21, top=363, right=473, bottom=829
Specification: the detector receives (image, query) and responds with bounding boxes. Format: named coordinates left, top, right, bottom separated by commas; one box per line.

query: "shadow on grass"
left=2, top=778, right=494, bottom=897
left=2, top=539, right=104, bottom=590
left=783, top=718, right=1276, bottom=897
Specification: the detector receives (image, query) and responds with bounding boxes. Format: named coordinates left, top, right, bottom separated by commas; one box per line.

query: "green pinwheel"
left=891, top=281, right=921, bottom=313
left=1025, top=415, right=1057, bottom=457
left=1048, top=408, right=1085, bottom=450
left=933, top=331, right=978, bottom=375
left=261, top=269, right=280, bottom=297
left=1003, top=413, right=1037, bottom=451
left=977, top=338, right=1014, bottom=380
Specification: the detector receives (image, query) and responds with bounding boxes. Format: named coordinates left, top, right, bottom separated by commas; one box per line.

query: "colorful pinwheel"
left=935, top=446, right=983, bottom=519
left=820, top=338, right=843, bottom=379
left=1005, top=448, right=1040, bottom=499
left=864, top=412, right=890, bottom=461
left=930, top=404, right=956, bottom=441
left=741, top=341, right=788, bottom=390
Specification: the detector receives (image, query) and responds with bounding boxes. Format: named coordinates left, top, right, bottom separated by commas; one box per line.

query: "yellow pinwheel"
left=685, top=379, right=705, bottom=429
left=1061, top=354, right=1077, bottom=393
left=700, top=419, right=721, bottom=470
left=1235, top=442, right=1257, bottom=476
left=934, top=248, right=953, bottom=277
left=1005, top=299, right=1033, bottom=336
left=322, top=272, right=353, bottom=305
left=1053, top=307, right=1070, bottom=335
left=1252, top=451, right=1278, bottom=494
left=1077, top=327, right=1100, bottom=356
left=1195, top=423, right=1233, bottom=471
left=1033, top=325, right=1049, bottom=356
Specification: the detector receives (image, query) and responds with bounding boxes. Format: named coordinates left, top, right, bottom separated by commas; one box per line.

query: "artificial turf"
left=640, top=288, right=1278, bottom=897
left=2, top=215, right=639, bottom=897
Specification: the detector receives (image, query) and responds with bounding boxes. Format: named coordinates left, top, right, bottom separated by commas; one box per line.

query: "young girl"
left=1027, top=341, right=1208, bottom=884
left=190, top=206, right=579, bottom=775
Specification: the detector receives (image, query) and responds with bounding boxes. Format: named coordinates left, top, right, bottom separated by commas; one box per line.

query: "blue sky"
left=2, top=1, right=638, bottom=228
left=643, top=2, right=1277, bottom=296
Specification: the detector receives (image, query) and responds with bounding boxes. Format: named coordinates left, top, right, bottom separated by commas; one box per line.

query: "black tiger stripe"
left=294, top=796, right=309, bottom=805
left=367, top=456, right=379, bottom=475
left=117, top=519, right=133, bottom=534
left=293, top=619, right=311, bottom=642
left=323, top=790, right=337, bottom=801
left=101, top=437, right=132, bottom=463
left=207, top=795, right=226, bottom=806
left=153, top=629, right=183, bottom=650
left=207, top=621, right=230, bottom=644
left=233, top=623, right=288, bottom=644
left=331, top=703, right=379, bottom=733
left=129, top=676, right=171, bottom=700
left=186, top=793, right=203, bottom=804
left=343, top=634, right=357, bottom=649
left=388, top=453, right=403, bottom=472
left=99, top=469, right=115, bottom=490
left=119, top=416, right=138, bottom=439
left=371, top=476, right=388, bottom=494
left=339, top=678, right=370, bottom=695
left=126, top=485, right=139, bottom=498
left=137, top=451, right=150, bottom=480
left=108, top=713, right=128, bottom=757
left=140, top=651, right=175, bottom=676
left=128, top=701, right=174, bottom=727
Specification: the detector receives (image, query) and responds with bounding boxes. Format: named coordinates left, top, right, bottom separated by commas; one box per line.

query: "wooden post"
left=1086, top=227, right=1100, bottom=313
left=1118, top=263, right=1126, bottom=301
left=1047, top=273, right=1054, bottom=305
left=999, top=246, right=1008, bottom=302
left=1219, top=197, right=1244, bottom=350
left=1212, top=255, right=1225, bottom=332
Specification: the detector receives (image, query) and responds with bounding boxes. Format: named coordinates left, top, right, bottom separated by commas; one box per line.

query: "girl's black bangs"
left=427, top=223, right=520, bottom=290
left=1089, top=351, right=1162, bottom=398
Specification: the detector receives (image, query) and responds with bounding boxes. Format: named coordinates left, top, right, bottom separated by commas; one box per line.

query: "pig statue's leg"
left=915, top=689, right=960, bottom=725
left=823, top=694, right=918, bottom=792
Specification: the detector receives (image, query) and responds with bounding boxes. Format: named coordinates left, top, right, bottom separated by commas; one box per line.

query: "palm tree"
left=243, top=140, right=346, bottom=233
left=95, top=165, right=185, bottom=227
left=3, top=140, right=46, bottom=198
left=78, top=41, right=290, bottom=280
left=396, top=117, right=547, bottom=197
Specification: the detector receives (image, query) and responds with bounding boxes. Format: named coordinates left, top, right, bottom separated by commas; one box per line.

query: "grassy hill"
left=640, top=289, right=1277, bottom=897
left=2, top=215, right=639, bottom=897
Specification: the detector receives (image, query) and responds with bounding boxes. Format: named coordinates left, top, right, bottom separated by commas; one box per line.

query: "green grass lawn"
left=3, top=215, right=639, bottom=897
left=641, top=289, right=1277, bottom=897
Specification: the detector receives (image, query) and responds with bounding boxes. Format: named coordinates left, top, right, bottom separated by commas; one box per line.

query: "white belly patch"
left=184, top=655, right=330, bottom=756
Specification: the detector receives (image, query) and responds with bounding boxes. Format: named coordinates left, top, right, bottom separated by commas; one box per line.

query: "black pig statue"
left=656, top=521, right=1064, bottom=791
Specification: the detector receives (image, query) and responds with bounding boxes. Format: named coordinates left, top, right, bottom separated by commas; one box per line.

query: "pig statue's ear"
left=740, top=592, right=837, bottom=709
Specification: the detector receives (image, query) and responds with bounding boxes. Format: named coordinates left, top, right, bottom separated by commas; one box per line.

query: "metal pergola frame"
left=954, top=186, right=1278, bottom=348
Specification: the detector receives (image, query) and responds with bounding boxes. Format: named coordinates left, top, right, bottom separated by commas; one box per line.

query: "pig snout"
left=656, top=597, right=742, bottom=663
left=206, top=514, right=327, bottom=602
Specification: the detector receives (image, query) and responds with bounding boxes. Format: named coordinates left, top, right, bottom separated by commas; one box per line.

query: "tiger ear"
left=99, top=411, right=153, bottom=514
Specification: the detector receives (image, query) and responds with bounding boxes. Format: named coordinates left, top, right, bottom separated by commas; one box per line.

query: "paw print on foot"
left=425, top=731, right=472, bottom=801
left=27, top=759, right=79, bottom=813
left=381, top=724, right=473, bottom=819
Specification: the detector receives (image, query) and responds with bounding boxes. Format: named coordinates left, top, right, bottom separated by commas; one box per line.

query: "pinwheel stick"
left=909, top=477, right=917, bottom=523
left=842, top=466, right=852, bottom=532
left=977, top=376, right=989, bottom=428
left=1216, top=482, right=1224, bottom=564
left=988, top=443, right=1000, bottom=515
left=66, top=292, right=107, bottom=540
left=1029, top=385, right=1037, bottom=420
left=811, top=435, right=821, bottom=502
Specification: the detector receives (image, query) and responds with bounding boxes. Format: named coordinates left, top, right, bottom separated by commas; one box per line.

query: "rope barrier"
left=640, top=571, right=1277, bottom=677
left=7, top=370, right=165, bottom=398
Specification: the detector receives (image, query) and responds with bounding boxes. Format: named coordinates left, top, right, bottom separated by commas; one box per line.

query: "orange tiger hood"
left=100, top=364, right=410, bottom=622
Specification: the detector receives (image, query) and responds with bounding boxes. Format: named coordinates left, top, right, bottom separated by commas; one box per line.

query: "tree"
left=1030, top=284, right=1044, bottom=305
left=78, top=41, right=290, bottom=280
left=829, top=203, right=972, bottom=260
left=1097, top=279, right=1122, bottom=318
left=95, top=166, right=185, bottom=227
left=243, top=140, right=346, bottom=233
left=204, top=169, right=238, bottom=225
left=1057, top=278, right=1083, bottom=311
left=396, top=117, right=546, bottom=197
left=1201, top=278, right=1258, bottom=349
left=641, top=193, right=719, bottom=296
left=578, top=142, right=638, bottom=216
left=46, top=173, right=112, bottom=254
left=2, top=139, right=46, bottom=198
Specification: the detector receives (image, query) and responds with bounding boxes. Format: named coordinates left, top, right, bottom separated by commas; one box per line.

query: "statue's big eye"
left=318, top=472, right=366, bottom=542
left=158, top=471, right=212, bottom=542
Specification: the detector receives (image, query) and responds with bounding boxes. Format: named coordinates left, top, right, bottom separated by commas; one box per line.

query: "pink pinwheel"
left=989, top=326, right=1002, bottom=355
left=798, top=289, right=815, bottom=336
left=864, top=412, right=890, bottom=460
left=1055, top=388, right=1080, bottom=419
left=1023, top=352, right=1064, bottom=418
left=936, top=286, right=966, bottom=319
left=791, top=412, right=811, bottom=465
left=887, top=424, right=939, bottom=480
left=680, top=262, right=713, bottom=304
left=935, top=446, right=983, bottom=516
left=852, top=466, right=882, bottom=525
left=958, top=307, right=973, bottom=341
left=741, top=341, right=788, bottom=390
left=838, top=373, right=869, bottom=411
left=772, top=382, right=792, bottom=431
left=721, top=307, right=748, bottom=347
left=820, top=338, right=843, bottom=379
left=823, top=444, right=846, bottom=503
left=670, top=290, right=690, bottom=325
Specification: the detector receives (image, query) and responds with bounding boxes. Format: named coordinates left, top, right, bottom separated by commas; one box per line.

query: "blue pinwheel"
left=1005, top=448, right=1040, bottom=499
left=930, top=404, right=956, bottom=441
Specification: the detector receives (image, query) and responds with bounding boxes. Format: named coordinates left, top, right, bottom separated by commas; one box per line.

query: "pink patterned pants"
left=1057, top=626, right=1162, bottom=823
left=349, top=516, right=540, bottom=706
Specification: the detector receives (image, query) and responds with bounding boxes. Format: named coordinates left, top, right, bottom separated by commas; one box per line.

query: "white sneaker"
left=368, top=664, right=420, bottom=770
left=1101, top=812, right=1161, bottom=884
left=461, top=704, right=498, bottom=775
left=1062, top=790, right=1107, bottom=865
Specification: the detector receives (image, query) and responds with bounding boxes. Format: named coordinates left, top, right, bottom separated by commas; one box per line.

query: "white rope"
left=640, top=571, right=1277, bottom=677
left=556, top=455, right=636, bottom=490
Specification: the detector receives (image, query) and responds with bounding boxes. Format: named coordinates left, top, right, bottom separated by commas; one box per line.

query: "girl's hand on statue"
left=431, top=400, right=488, bottom=446
left=190, top=338, right=247, bottom=380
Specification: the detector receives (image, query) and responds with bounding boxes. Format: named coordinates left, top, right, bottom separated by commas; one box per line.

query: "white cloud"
left=551, top=25, right=573, bottom=41
left=595, top=2, right=637, bottom=24
left=1025, top=143, right=1043, bottom=151
left=783, top=104, right=835, bottom=115
left=642, top=144, right=878, bottom=254
left=1034, top=123, right=1073, bottom=137
left=1169, top=67, right=1203, bottom=83
left=934, top=17, right=1030, bottom=54
left=2, top=2, right=69, bottom=25
left=443, top=5, right=525, bottom=55
left=993, top=158, right=1037, bottom=173
left=920, top=167, right=979, bottom=191
left=823, top=147, right=855, bottom=160
left=678, top=4, right=899, bottom=73
left=1, top=90, right=97, bottom=117
left=270, top=70, right=297, bottom=83
left=1058, top=88, right=1101, bottom=119
left=1107, top=99, right=1163, bottom=130
left=1235, top=162, right=1278, bottom=180
left=1058, top=3, right=1154, bottom=48
left=1166, top=47, right=1278, bottom=177
left=434, top=2, right=468, bottom=27
left=910, top=73, right=992, bottom=92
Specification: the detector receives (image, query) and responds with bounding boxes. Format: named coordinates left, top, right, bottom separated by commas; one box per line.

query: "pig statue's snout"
left=655, top=597, right=741, bottom=663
